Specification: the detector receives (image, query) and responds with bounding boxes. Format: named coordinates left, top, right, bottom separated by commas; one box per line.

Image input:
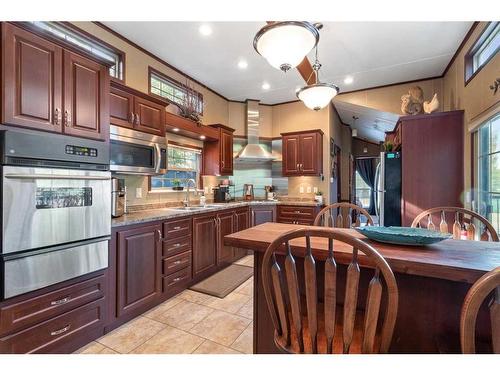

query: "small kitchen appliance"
left=213, top=185, right=233, bottom=203
left=111, top=177, right=127, bottom=217
left=243, top=184, right=254, bottom=201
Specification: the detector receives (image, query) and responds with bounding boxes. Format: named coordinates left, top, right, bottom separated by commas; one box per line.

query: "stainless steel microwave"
left=110, top=125, right=168, bottom=175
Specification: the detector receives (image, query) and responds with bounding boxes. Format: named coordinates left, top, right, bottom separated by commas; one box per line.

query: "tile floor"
left=75, top=255, right=254, bottom=354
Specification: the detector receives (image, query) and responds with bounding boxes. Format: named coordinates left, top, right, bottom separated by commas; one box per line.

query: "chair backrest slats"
left=314, top=203, right=374, bottom=228
left=343, top=248, right=360, bottom=354
left=460, top=267, right=500, bottom=354
left=304, top=236, right=318, bottom=353
left=411, top=207, right=499, bottom=242
left=284, top=241, right=304, bottom=352
left=324, top=238, right=337, bottom=354
left=362, top=270, right=382, bottom=354
left=261, top=228, right=399, bottom=354
left=271, top=254, right=290, bottom=346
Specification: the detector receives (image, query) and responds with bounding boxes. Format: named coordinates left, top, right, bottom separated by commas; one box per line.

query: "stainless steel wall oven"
left=0, top=128, right=111, bottom=299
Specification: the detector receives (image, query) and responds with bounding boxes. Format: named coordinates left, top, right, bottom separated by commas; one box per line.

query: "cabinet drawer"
left=278, top=206, right=316, bottom=219
left=162, top=266, right=192, bottom=292
left=163, top=251, right=192, bottom=276
left=0, top=274, right=106, bottom=336
left=0, top=298, right=105, bottom=354
left=163, top=218, right=192, bottom=239
left=162, top=235, right=192, bottom=258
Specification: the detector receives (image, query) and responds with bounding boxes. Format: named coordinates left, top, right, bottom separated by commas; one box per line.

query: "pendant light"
left=296, top=44, right=339, bottom=111
left=253, top=21, right=320, bottom=72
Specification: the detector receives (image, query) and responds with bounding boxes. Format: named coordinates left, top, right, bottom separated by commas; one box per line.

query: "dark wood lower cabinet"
left=250, top=205, right=276, bottom=226
left=234, top=208, right=250, bottom=259
left=217, top=210, right=236, bottom=265
left=192, top=214, right=218, bottom=279
left=116, top=223, right=162, bottom=318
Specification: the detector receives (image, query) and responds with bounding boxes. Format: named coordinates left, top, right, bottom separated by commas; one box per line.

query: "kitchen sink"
left=169, top=204, right=223, bottom=211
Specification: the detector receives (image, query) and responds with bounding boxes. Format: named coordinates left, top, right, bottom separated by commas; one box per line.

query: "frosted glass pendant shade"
left=253, top=22, right=319, bottom=72
left=296, top=83, right=339, bottom=111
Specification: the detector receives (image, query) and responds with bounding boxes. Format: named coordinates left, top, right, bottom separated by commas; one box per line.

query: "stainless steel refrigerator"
left=374, top=151, right=402, bottom=227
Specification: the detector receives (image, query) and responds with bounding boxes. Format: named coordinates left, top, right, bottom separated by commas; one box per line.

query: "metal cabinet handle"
left=135, top=114, right=140, bottom=125
left=64, top=110, right=71, bottom=127
left=173, top=260, right=183, bottom=265
left=173, top=226, right=181, bottom=230
left=50, top=296, right=71, bottom=306
left=156, top=229, right=165, bottom=242
left=54, top=108, right=61, bottom=125
left=173, top=277, right=182, bottom=282
left=129, top=112, right=135, bottom=124
left=172, top=243, right=181, bottom=248
left=51, top=325, right=71, bottom=336
left=294, top=210, right=300, bottom=214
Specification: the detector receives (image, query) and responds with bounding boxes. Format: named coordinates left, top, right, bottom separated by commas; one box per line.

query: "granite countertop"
left=112, top=200, right=323, bottom=228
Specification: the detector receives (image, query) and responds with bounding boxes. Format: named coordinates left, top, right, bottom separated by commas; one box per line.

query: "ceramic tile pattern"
left=75, top=256, right=255, bottom=354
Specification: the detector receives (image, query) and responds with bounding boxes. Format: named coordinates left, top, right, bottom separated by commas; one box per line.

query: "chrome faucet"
left=183, top=178, right=198, bottom=207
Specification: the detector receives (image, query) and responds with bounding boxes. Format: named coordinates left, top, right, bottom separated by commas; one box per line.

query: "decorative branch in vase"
left=177, top=79, right=203, bottom=124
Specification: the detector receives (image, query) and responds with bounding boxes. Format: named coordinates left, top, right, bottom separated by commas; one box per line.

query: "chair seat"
left=274, top=304, right=381, bottom=354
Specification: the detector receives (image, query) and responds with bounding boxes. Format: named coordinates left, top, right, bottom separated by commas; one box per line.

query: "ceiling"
left=334, top=101, right=400, bottom=142
left=103, top=21, right=472, bottom=104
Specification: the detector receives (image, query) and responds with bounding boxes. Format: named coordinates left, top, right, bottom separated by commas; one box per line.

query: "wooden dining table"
left=224, top=222, right=500, bottom=354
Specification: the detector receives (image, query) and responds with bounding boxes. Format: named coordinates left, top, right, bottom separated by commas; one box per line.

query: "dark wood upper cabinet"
left=109, top=81, right=168, bottom=136
left=116, top=223, right=162, bottom=318
left=203, top=124, right=235, bottom=176
left=1, top=23, right=109, bottom=141
left=109, top=85, right=135, bottom=129
left=133, top=96, right=165, bottom=136
left=63, top=51, right=109, bottom=141
left=281, top=129, right=323, bottom=176
left=192, top=214, right=218, bottom=278
left=1, top=23, right=63, bottom=133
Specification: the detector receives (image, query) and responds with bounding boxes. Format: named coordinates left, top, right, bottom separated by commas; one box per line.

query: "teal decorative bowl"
left=355, top=226, right=452, bottom=246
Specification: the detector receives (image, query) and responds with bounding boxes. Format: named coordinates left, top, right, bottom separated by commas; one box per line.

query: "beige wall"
left=336, top=78, right=444, bottom=115
left=442, top=22, right=499, bottom=199
left=71, top=22, right=229, bottom=125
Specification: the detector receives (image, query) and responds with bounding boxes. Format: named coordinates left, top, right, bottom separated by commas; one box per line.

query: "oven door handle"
left=4, top=174, right=110, bottom=180
left=153, top=143, right=163, bottom=174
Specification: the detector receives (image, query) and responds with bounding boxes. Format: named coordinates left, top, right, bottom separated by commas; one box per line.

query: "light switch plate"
left=306, top=186, right=311, bottom=193
left=299, top=186, right=304, bottom=193
left=136, top=188, right=142, bottom=199
left=313, top=187, right=318, bottom=193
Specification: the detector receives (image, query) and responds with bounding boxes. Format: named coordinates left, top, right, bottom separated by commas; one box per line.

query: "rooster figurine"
left=423, top=93, right=439, bottom=114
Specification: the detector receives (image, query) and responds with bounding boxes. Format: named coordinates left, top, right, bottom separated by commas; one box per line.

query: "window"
left=150, top=144, right=202, bottom=191
left=29, top=21, right=124, bottom=80
left=149, top=68, right=203, bottom=114
left=475, top=113, right=500, bottom=233
left=355, top=171, right=371, bottom=209
left=465, top=22, right=499, bottom=83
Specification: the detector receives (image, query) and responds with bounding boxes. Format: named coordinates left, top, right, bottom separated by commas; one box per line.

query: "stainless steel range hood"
left=235, top=100, right=275, bottom=162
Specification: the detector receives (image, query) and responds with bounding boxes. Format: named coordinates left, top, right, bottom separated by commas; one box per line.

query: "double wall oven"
left=0, top=128, right=111, bottom=299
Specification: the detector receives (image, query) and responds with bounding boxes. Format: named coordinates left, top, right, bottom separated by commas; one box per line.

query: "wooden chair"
left=411, top=207, right=499, bottom=242
left=261, top=228, right=399, bottom=354
left=460, top=267, right=500, bottom=354
left=313, top=203, right=374, bottom=228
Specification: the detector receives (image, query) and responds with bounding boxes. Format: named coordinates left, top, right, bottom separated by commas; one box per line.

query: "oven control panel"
left=65, top=145, right=98, bottom=157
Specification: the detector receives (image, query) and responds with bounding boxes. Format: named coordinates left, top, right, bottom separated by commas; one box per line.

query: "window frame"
left=148, top=66, right=204, bottom=115
left=354, top=170, right=372, bottom=210
left=464, top=22, right=499, bottom=86
left=148, top=141, right=204, bottom=193
left=21, top=21, right=126, bottom=82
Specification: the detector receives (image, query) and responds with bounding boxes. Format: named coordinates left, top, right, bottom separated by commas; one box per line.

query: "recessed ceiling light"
left=199, top=135, right=206, bottom=140
left=237, top=60, right=248, bottom=69
left=262, top=82, right=270, bottom=90
left=344, top=76, right=354, bottom=85
left=199, top=24, right=212, bottom=36
left=172, top=128, right=179, bottom=132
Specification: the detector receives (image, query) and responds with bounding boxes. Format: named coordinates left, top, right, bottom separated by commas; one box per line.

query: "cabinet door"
left=192, top=215, right=217, bottom=278
left=220, top=128, right=234, bottom=175
left=110, top=85, right=134, bottom=129
left=2, top=23, right=63, bottom=133
left=233, top=209, right=250, bottom=260
left=133, top=96, right=165, bottom=136
left=217, top=211, right=235, bottom=265
left=282, top=135, right=300, bottom=176
left=63, top=50, right=109, bottom=141
left=299, top=133, right=319, bottom=174
left=251, top=206, right=276, bottom=226
left=116, top=224, right=162, bottom=317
